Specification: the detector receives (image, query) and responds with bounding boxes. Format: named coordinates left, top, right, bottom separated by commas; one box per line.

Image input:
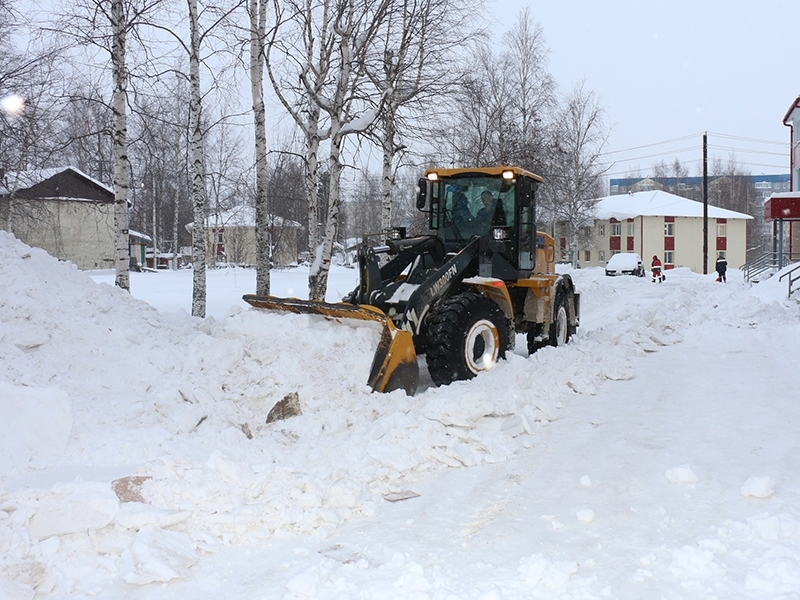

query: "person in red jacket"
left=651, top=255, right=664, bottom=283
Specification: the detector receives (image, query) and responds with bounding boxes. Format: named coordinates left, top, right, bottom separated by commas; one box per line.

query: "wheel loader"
left=244, top=165, right=579, bottom=395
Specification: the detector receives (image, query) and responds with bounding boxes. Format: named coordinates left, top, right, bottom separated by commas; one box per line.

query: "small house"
left=1, top=167, right=116, bottom=270
left=564, top=190, right=752, bottom=272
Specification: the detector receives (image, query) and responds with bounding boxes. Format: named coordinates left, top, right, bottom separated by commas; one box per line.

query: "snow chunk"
left=518, top=553, right=578, bottom=589
left=745, top=545, right=800, bottom=593
left=577, top=509, right=595, bottom=523
left=741, top=476, right=774, bottom=499
left=665, top=465, right=698, bottom=484
left=29, top=482, right=119, bottom=540
left=115, top=502, right=192, bottom=530
left=746, top=513, right=800, bottom=542
left=669, top=545, right=726, bottom=579
left=120, top=525, right=198, bottom=584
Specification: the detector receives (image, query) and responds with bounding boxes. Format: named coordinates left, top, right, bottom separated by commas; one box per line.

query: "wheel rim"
left=554, top=305, right=568, bottom=346
left=464, top=319, right=500, bottom=374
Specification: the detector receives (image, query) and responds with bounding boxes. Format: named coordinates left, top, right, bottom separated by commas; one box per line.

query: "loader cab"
left=416, top=166, right=541, bottom=278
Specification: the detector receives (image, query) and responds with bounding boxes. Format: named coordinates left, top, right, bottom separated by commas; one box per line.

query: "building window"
left=215, top=231, right=223, bottom=244
left=611, top=223, right=621, bottom=236
left=584, top=250, right=591, bottom=262
left=717, top=223, right=727, bottom=237
left=599, top=224, right=605, bottom=236
left=664, top=251, right=674, bottom=264
left=717, top=251, right=726, bottom=259
left=627, top=223, right=635, bottom=236
left=599, top=250, right=605, bottom=262
left=664, top=223, right=674, bottom=236
left=611, top=250, right=620, bottom=256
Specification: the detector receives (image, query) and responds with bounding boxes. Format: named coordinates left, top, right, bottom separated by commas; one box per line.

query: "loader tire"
left=549, top=290, right=573, bottom=347
left=425, top=292, right=509, bottom=387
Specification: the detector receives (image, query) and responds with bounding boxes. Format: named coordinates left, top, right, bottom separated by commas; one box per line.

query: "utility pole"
left=703, top=132, right=708, bottom=274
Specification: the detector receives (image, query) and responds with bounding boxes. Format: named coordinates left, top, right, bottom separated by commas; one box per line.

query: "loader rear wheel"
left=549, top=291, right=572, bottom=347
left=425, top=292, right=509, bottom=386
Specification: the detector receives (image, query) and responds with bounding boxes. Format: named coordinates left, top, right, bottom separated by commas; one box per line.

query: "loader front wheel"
left=425, top=292, right=509, bottom=387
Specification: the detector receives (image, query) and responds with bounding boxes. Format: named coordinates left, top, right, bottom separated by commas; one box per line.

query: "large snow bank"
left=2, top=231, right=800, bottom=598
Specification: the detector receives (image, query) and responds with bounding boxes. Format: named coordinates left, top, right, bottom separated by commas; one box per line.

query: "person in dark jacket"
left=452, top=192, right=472, bottom=224
left=715, top=254, right=728, bottom=282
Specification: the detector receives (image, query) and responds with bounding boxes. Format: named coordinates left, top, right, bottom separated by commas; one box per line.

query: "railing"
left=741, top=251, right=800, bottom=283
left=779, top=264, right=800, bottom=298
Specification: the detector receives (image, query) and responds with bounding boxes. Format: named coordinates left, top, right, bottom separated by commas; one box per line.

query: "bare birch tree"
left=185, top=0, right=208, bottom=315
left=265, top=0, right=334, bottom=297
left=57, top=0, right=167, bottom=290
left=546, top=81, right=609, bottom=263
left=266, top=0, right=391, bottom=300
left=366, top=0, right=477, bottom=232
left=249, top=0, right=270, bottom=295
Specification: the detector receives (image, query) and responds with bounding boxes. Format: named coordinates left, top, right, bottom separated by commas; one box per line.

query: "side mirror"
left=415, top=178, right=428, bottom=210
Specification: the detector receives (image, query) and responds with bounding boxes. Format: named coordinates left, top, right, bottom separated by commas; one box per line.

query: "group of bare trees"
left=3, top=0, right=615, bottom=313
left=424, top=8, right=610, bottom=257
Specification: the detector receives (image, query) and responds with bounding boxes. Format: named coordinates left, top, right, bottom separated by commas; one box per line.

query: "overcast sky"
left=488, top=0, right=799, bottom=177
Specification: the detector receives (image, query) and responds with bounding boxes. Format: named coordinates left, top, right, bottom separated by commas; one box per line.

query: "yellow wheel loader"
left=244, top=166, right=579, bottom=395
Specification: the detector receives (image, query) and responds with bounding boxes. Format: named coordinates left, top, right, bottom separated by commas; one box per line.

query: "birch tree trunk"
left=111, top=0, right=130, bottom=291
left=308, top=16, right=352, bottom=302
left=305, top=108, right=325, bottom=299
left=379, top=108, right=396, bottom=232
left=188, top=0, right=207, bottom=317
left=250, top=0, right=270, bottom=296
left=310, top=121, right=343, bottom=300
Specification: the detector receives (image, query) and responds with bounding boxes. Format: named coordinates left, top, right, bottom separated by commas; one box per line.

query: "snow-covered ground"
left=2, top=229, right=800, bottom=599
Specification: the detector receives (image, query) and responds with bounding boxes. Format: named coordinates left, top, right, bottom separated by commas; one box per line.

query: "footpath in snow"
left=1, top=230, right=800, bottom=599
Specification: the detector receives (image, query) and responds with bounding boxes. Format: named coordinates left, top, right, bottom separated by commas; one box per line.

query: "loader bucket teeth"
left=367, top=323, right=419, bottom=395
left=243, top=294, right=419, bottom=395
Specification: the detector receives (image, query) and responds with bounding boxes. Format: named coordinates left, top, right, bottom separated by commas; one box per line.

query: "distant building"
left=0, top=167, right=151, bottom=270
left=205, top=205, right=303, bottom=267
left=762, top=96, right=800, bottom=262
left=0, top=167, right=118, bottom=270
left=610, top=174, right=790, bottom=199
left=559, top=190, right=752, bottom=273
left=129, top=230, right=152, bottom=269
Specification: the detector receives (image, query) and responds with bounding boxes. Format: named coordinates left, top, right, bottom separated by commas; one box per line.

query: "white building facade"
left=564, top=191, right=752, bottom=273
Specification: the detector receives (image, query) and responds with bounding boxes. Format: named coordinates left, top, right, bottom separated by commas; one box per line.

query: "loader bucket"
left=367, top=320, right=419, bottom=395
left=243, top=294, right=419, bottom=395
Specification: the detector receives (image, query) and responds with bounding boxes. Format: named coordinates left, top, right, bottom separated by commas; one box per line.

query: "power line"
left=707, top=131, right=789, bottom=147
left=607, top=145, right=702, bottom=164
left=708, top=144, right=788, bottom=157
left=602, top=131, right=789, bottom=160
left=599, top=133, right=702, bottom=156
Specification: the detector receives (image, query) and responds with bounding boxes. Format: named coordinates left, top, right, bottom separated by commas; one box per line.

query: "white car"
left=605, top=252, right=645, bottom=277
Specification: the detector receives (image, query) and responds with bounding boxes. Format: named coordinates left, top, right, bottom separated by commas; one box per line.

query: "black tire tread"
left=426, top=292, right=508, bottom=387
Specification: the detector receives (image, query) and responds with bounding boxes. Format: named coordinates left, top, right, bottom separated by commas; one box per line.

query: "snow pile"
left=3, top=231, right=800, bottom=598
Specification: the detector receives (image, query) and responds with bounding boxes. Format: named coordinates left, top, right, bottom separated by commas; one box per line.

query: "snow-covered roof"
left=592, top=190, right=753, bottom=221
left=129, top=230, right=152, bottom=242
left=0, top=166, right=114, bottom=196
left=767, top=191, right=800, bottom=199
left=205, top=205, right=302, bottom=228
